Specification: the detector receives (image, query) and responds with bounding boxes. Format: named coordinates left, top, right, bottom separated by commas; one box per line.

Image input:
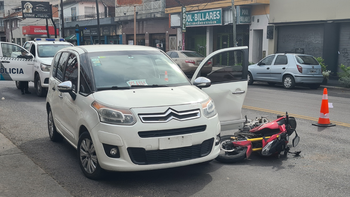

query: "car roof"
left=26, top=41, right=71, bottom=45
left=167, top=50, right=195, bottom=53
left=274, top=53, right=313, bottom=56
left=63, top=44, right=161, bottom=54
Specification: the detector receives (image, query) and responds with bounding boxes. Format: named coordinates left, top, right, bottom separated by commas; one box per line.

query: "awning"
left=65, top=34, right=76, bottom=40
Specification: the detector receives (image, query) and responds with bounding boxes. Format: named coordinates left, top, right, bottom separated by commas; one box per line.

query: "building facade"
left=269, top=0, right=350, bottom=75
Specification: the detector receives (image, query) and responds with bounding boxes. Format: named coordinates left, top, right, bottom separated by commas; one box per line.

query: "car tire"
left=15, top=81, right=21, bottom=89
left=248, top=72, right=254, bottom=85
left=283, top=75, right=295, bottom=89
left=47, top=108, right=63, bottom=142
left=309, top=84, right=321, bottom=89
left=35, top=75, right=47, bottom=97
left=78, top=132, right=105, bottom=180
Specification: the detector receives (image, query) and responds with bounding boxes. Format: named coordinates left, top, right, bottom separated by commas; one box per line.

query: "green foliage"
left=316, top=57, right=327, bottom=71
left=338, top=64, right=350, bottom=88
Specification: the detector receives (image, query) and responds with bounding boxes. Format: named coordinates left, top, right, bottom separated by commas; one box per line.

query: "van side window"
left=52, top=52, right=62, bottom=78
left=64, top=53, right=78, bottom=92
left=56, top=52, right=69, bottom=82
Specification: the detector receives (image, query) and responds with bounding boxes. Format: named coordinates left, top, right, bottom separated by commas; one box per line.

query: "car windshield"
left=37, top=44, right=72, bottom=57
left=295, top=55, right=319, bottom=65
left=87, top=50, right=190, bottom=90
left=182, top=51, right=204, bottom=57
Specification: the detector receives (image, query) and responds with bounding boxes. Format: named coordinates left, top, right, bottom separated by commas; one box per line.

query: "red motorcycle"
left=216, top=112, right=300, bottom=163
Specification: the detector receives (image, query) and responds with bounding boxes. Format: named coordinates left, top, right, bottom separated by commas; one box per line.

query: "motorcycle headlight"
left=201, top=98, right=217, bottom=118
left=40, top=63, right=50, bottom=72
left=92, top=101, right=136, bottom=125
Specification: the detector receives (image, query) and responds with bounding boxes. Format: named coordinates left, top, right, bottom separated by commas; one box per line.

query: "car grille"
left=138, top=108, right=200, bottom=123
left=127, top=138, right=214, bottom=165
left=138, top=125, right=206, bottom=138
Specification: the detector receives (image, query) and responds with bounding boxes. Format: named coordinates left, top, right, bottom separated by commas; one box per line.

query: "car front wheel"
left=47, top=108, right=63, bottom=142
left=248, top=72, right=254, bottom=85
left=283, top=75, right=295, bottom=89
left=78, top=132, right=104, bottom=180
left=35, top=75, right=47, bottom=97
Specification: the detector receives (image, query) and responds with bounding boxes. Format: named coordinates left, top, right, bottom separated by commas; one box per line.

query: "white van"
left=45, top=44, right=249, bottom=179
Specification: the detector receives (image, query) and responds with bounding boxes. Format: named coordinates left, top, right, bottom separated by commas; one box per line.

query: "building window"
left=17, top=38, right=21, bottom=45
left=0, top=1, right=4, bottom=11
left=71, top=7, right=77, bottom=21
left=0, top=19, right=3, bottom=27
left=22, top=38, right=26, bottom=45
left=85, top=6, right=95, bottom=18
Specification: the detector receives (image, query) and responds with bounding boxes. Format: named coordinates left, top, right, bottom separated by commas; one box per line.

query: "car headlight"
left=201, top=98, right=217, bottom=118
left=92, top=101, right=136, bottom=125
left=40, top=63, right=50, bottom=72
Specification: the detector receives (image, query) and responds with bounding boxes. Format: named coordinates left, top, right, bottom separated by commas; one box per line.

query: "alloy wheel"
left=80, top=138, right=98, bottom=174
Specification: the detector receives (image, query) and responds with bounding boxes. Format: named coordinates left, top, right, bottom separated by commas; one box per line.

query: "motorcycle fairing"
left=232, top=140, right=253, bottom=158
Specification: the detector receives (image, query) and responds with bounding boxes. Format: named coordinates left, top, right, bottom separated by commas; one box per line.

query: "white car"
left=46, top=45, right=248, bottom=179
left=22, top=38, right=73, bottom=96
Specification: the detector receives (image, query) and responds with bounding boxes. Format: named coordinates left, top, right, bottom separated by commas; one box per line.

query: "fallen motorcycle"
left=216, top=112, right=300, bottom=163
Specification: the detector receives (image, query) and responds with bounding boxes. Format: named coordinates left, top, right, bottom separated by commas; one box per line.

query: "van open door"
left=0, top=42, right=34, bottom=81
left=191, top=46, right=249, bottom=132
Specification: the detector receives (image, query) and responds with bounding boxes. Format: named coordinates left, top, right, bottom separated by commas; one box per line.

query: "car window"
left=30, top=44, right=36, bottom=57
left=87, top=50, right=190, bottom=90
left=23, top=42, right=31, bottom=51
left=56, top=52, right=69, bottom=82
left=274, top=55, right=288, bottom=65
left=37, top=44, right=72, bottom=57
left=182, top=51, right=204, bottom=57
left=64, top=53, right=78, bottom=92
left=79, top=53, right=94, bottom=94
left=170, top=52, right=179, bottom=58
left=1, top=43, right=27, bottom=58
left=295, top=55, right=319, bottom=65
left=259, top=55, right=275, bottom=65
left=52, top=52, right=62, bottom=78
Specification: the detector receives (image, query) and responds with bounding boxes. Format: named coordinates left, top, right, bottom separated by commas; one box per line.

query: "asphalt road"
left=0, top=81, right=350, bottom=197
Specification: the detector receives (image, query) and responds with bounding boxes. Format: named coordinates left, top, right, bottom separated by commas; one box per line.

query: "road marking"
left=243, top=105, right=350, bottom=128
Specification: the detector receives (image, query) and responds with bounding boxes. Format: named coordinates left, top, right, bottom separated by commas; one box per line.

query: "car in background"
left=166, top=50, right=212, bottom=76
left=248, top=53, right=323, bottom=89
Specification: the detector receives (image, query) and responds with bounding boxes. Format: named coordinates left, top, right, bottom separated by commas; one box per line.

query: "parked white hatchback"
left=46, top=45, right=248, bottom=179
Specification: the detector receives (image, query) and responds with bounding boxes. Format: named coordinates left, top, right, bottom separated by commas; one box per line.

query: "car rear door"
left=191, top=46, right=249, bottom=131
left=0, top=42, right=34, bottom=81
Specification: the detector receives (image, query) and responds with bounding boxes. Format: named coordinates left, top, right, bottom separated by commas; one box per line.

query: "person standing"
left=17, top=50, right=31, bottom=95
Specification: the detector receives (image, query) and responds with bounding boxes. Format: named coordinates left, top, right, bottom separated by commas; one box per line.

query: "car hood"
left=92, top=85, right=209, bottom=108
left=38, top=57, right=54, bottom=65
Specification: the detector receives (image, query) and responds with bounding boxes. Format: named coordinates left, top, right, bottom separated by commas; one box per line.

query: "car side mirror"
left=25, top=54, right=33, bottom=59
left=193, top=77, right=211, bottom=88
left=58, top=81, right=77, bottom=100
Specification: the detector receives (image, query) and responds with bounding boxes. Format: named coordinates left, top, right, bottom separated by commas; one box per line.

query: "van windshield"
left=37, top=44, right=72, bottom=57
left=87, top=50, right=191, bottom=90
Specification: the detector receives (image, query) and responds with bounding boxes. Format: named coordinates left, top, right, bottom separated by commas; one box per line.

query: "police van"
left=22, top=38, right=73, bottom=96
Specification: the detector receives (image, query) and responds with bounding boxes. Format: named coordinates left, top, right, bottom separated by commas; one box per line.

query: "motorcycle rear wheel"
left=215, top=135, right=247, bottom=163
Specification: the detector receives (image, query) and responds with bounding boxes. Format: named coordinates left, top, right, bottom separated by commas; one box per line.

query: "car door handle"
left=1, top=61, right=10, bottom=63
left=282, top=67, right=286, bottom=69
left=266, top=67, right=270, bottom=70
left=232, top=90, right=246, bottom=94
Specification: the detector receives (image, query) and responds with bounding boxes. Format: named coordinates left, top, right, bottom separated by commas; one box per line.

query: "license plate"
left=309, top=69, right=317, bottom=74
left=159, top=135, right=192, bottom=150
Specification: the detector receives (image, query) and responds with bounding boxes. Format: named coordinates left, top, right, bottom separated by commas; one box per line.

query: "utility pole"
left=231, top=0, right=237, bottom=64
left=60, top=0, right=64, bottom=38
left=134, top=5, right=136, bottom=45
left=96, top=0, right=101, bottom=44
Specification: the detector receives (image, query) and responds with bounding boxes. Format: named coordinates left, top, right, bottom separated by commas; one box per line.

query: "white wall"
left=249, top=14, right=269, bottom=63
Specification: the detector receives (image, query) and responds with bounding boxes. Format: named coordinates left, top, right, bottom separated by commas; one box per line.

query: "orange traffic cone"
left=312, top=88, right=336, bottom=127
left=164, top=71, right=168, bottom=81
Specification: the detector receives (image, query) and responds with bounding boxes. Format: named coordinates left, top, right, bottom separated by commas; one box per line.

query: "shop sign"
left=186, top=9, right=222, bottom=27
left=236, top=6, right=251, bottom=24
left=21, top=1, right=51, bottom=18
left=116, top=0, right=143, bottom=6
left=181, top=6, right=186, bottom=32
left=102, top=27, right=110, bottom=36
left=22, top=26, right=58, bottom=35
left=83, top=28, right=99, bottom=36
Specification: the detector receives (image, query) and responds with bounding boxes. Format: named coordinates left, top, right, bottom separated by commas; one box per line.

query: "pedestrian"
left=17, top=50, right=31, bottom=95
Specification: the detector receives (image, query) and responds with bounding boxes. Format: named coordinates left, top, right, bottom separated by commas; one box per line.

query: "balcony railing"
left=64, top=12, right=108, bottom=22
left=115, top=0, right=165, bottom=17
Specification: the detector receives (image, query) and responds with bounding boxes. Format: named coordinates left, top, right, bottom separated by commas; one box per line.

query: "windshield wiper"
left=130, top=84, right=169, bottom=88
left=97, top=86, right=131, bottom=91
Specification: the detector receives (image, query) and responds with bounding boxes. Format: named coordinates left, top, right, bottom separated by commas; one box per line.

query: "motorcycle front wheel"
left=215, top=135, right=247, bottom=163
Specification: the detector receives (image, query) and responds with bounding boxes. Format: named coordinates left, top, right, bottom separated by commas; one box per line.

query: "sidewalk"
left=0, top=132, right=72, bottom=197
left=320, top=78, right=349, bottom=90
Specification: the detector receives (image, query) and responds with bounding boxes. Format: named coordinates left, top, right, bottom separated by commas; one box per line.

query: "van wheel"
left=47, top=108, right=63, bottom=142
left=35, top=75, right=47, bottom=97
left=15, top=81, right=21, bottom=89
left=283, top=75, right=295, bottom=89
left=248, top=72, right=254, bottom=85
left=78, top=132, right=104, bottom=180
